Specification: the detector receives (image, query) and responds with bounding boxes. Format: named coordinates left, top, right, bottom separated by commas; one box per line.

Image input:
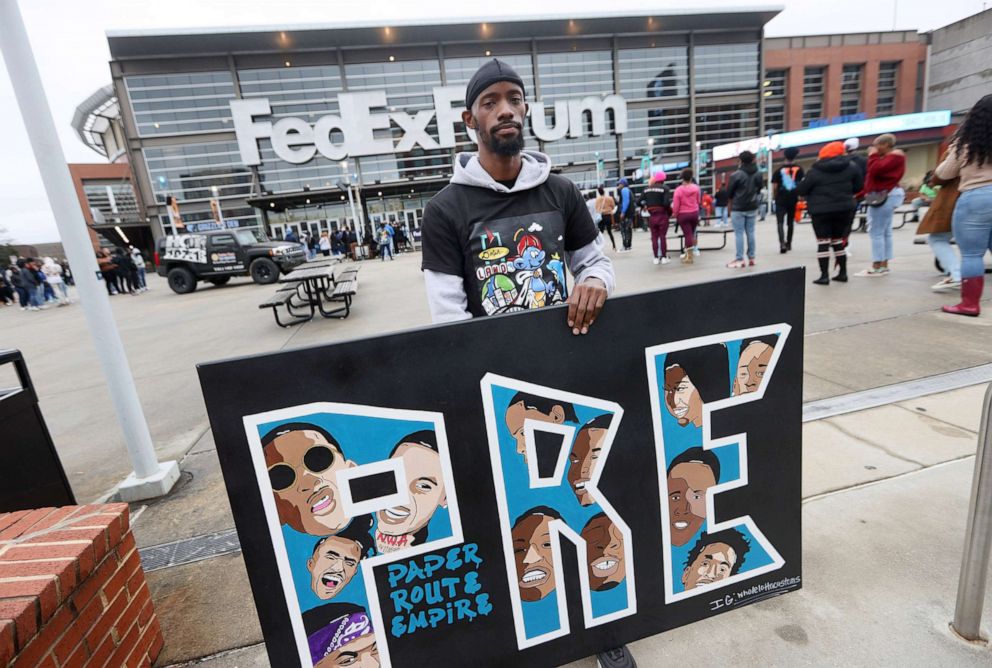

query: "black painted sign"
left=198, top=268, right=804, bottom=667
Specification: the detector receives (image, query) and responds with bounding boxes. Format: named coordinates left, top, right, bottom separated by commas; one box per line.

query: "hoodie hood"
left=739, top=163, right=759, bottom=175
left=813, top=155, right=851, bottom=173
left=450, top=149, right=551, bottom=193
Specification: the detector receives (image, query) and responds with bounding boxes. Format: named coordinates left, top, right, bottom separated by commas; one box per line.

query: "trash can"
left=0, top=349, right=75, bottom=512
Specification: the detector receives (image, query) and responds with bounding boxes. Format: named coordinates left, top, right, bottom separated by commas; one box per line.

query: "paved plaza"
left=3, top=219, right=992, bottom=665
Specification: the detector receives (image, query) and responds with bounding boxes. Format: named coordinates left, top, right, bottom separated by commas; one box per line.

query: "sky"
left=1, top=0, right=988, bottom=243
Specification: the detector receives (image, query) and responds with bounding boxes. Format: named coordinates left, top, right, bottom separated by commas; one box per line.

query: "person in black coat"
left=797, top=141, right=864, bottom=285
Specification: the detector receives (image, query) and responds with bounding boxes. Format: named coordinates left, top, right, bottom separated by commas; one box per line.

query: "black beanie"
left=465, top=59, right=526, bottom=110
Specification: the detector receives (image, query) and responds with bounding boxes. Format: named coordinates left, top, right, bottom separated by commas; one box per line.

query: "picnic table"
left=664, top=217, right=731, bottom=255
left=258, top=263, right=360, bottom=327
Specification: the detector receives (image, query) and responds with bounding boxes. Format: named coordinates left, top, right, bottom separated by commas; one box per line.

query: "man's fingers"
left=572, top=289, right=590, bottom=333
left=567, top=292, right=579, bottom=327
left=587, top=288, right=607, bottom=325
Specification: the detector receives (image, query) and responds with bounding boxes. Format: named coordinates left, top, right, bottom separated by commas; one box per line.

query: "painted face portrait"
left=314, top=634, right=379, bottom=668
left=504, top=400, right=567, bottom=462
left=308, top=535, right=363, bottom=601
left=264, top=428, right=354, bottom=536
left=664, top=366, right=704, bottom=427
left=512, top=513, right=557, bottom=602
left=681, top=541, right=737, bottom=590
left=581, top=514, right=626, bottom=591
left=376, top=441, right=446, bottom=551
left=308, top=611, right=380, bottom=668
left=733, top=341, right=774, bottom=395
left=567, top=426, right=607, bottom=506
left=667, top=461, right=717, bottom=546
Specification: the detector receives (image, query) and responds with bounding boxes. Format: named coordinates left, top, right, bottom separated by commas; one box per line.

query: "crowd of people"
left=96, top=246, right=149, bottom=296
left=1, top=257, right=73, bottom=310
left=575, top=94, right=991, bottom=318
left=285, top=224, right=412, bottom=262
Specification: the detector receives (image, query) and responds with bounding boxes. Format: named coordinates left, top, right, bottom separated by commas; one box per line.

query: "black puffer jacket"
left=797, top=156, right=864, bottom=216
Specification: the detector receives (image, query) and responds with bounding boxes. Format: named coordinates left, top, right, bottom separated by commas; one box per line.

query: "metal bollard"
left=952, top=382, right=992, bottom=642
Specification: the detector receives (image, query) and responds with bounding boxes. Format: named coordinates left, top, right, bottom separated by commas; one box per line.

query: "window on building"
left=623, top=105, right=691, bottom=160
left=696, top=103, right=760, bottom=150
left=343, top=60, right=451, bottom=185
left=876, top=61, right=899, bottom=116
left=536, top=50, right=617, bottom=165
left=693, top=43, right=759, bottom=94
left=144, top=141, right=253, bottom=204
left=83, top=181, right=142, bottom=225
left=125, top=72, right=237, bottom=137
left=802, top=66, right=825, bottom=127
left=617, top=47, right=689, bottom=101
left=763, top=69, right=787, bottom=133
left=840, top=64, right=863, bottom=116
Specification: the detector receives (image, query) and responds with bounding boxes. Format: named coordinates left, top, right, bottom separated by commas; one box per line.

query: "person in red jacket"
left=856, top=133, right=906, bottom=276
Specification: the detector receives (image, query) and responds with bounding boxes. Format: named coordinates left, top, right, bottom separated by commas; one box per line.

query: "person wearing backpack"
left=725, top=150, right=763, bottom=268
left=772, top=147, right=805, bottom=254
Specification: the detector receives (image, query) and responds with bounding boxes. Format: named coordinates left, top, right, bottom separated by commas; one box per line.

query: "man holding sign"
left=420, top=59, right=614, bottom=336
left=421, top=60, right=630, bottom=666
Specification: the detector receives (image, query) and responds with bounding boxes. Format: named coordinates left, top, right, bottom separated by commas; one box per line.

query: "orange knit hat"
left=818, top=141, right=845, bottom=160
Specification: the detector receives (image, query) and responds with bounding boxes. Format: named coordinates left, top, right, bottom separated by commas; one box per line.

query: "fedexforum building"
left=80, top=8, right=780, bottom=241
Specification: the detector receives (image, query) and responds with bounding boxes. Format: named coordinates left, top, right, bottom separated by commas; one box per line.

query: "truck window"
left=234, top=229, right=268, bottom=245
left=211, top=235, right=236, bottom=246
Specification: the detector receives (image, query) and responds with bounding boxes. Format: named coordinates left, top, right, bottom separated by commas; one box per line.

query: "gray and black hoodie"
left=421, top=150, right=614, bottom=322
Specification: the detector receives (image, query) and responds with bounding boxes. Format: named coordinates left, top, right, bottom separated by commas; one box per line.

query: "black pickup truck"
left=155, top=229, right=306, bottom=294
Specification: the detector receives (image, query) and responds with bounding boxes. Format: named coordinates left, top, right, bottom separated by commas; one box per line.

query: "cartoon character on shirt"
left=513, top=232, right=548, bottom=309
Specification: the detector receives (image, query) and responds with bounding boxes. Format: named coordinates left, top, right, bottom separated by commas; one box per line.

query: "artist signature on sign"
left=708, top=575, right=802, bottom=611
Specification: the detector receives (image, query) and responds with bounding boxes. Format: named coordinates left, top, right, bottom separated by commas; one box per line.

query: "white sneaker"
left=652, top=258, right=660, bottom=265
left=660, top=257, right=671, bottom=265
left=28, top=306, right=38, bottom=311
left=693, top=247, right=701, bottom=257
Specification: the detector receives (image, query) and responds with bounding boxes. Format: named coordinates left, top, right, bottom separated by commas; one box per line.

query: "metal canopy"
left=107, top=7, right=782, bottom=60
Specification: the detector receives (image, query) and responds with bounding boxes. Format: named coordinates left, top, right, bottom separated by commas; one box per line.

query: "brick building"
left=763, top=31, right=928, bottom=133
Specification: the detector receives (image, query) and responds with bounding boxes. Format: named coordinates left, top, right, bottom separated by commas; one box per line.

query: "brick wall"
left=0, top=504, right=163, bottom=667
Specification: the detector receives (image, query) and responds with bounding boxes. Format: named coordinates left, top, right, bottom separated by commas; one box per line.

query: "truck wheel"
left=209, top=277, right=231, bottom=286
left=249, top=258, right=279, bottom=285
left=167, top=267, right=197, bottom=294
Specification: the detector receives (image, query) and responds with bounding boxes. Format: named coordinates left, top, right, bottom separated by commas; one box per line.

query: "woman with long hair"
left=934, top=93, right=992, bottom=316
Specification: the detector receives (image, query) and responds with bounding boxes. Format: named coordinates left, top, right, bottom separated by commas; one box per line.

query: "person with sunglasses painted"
left=262, top=422, right=356, bottom=536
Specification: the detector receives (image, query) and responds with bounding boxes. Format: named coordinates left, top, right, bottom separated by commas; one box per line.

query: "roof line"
left=105, top=6, right=785, bottom=39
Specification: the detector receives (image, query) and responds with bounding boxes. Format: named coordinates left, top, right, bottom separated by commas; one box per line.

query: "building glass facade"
left=108, top=15, right=769, bottom=237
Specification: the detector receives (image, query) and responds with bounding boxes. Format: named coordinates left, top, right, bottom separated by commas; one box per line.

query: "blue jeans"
left=952, top=184, right=992, bottom=279
left=866, top=187, right=905, bottom=262
left=927, top=232, right=961, bottom=282
left=715, top=206, right=728, bottom=226
left=732, top=210, right=757, bottom=260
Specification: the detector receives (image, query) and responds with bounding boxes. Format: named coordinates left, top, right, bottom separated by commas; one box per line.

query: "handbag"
left=864, top=190, right=890, bottom=207
left=916, top=177, right=960, bottom=235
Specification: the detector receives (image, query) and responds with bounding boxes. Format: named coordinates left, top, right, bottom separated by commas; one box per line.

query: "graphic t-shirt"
left=772, top=164, right=805, bottom=204
left=421, top=175, right=600, bottom=318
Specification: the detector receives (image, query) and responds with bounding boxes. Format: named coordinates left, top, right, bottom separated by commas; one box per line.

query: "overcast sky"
left=1, top=0, right=988, bottom=243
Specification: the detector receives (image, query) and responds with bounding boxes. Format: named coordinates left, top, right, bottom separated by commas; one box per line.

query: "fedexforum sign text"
left=231, top=85, right=627, bottom=165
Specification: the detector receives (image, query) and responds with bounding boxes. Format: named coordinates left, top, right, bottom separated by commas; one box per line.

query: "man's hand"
left=567, top=278, right=608, bottom=335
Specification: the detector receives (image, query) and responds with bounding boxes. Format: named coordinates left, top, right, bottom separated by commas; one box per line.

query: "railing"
left=952, top=382, right=992, bottom=642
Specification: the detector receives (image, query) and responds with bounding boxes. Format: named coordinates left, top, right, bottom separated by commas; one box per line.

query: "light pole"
left=340, top=160, right=364, bottom=247
left=0, top=0, right=178, bottom=501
